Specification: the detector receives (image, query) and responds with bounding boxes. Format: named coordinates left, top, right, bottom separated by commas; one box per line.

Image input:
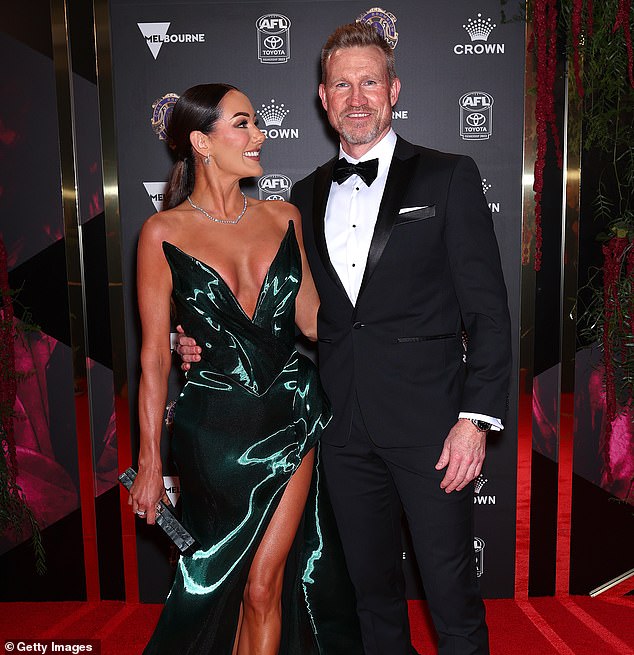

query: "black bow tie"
left=332, top=157, right=379, bottom=187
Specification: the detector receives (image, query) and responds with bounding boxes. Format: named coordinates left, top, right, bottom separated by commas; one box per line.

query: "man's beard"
left=337, top=110, right=385, bottom=145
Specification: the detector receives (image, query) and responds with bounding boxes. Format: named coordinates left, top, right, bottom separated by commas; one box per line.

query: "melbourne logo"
left=474, top=536, right=486, bottom=577
left=357, top=7, right=398, bottom=49
left=143, top=182, right=167, bottom=212
left=256, top=14, right=291, bottom=63
left=459, top=91, right=494, bottom=140
left=481, top=178, right=500, bottom=214
left=392, top=109, right=409, bottom=120
left=258, top=174, right=292, bottom=201
left=137, top=23, right=205, bottom=60
left=257, top=99, right=298, bottom=139
left=163, top=475, right=180, bottom=506
left=454, top=13, right=504, bottom=55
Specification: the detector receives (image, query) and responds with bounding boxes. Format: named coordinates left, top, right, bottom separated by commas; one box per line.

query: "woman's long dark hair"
left=163, top=83, right=237, bottom=210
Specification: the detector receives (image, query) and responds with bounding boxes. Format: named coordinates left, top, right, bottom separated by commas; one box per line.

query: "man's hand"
left=435, top=419, right=486, bottom=493
left=175, top=325, right=201, bottom=372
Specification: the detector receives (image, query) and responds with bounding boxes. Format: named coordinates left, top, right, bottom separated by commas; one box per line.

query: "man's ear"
left=390, top=77, right=401, bottom=107
left=318, top=84, right=328, bottom=111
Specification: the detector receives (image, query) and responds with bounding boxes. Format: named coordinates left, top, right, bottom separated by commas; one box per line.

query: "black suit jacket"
left=291, top=136, right=511, bottom=447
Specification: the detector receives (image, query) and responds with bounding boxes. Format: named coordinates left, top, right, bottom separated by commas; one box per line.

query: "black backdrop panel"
left=109, top=0, right=524, bottom=600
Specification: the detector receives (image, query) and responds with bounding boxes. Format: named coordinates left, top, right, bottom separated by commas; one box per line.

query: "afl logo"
left=256, top=14, right=291, bottom=64
left=459, top=91, right=494, bottom=140
left=258, top=174, right=292, bottom=201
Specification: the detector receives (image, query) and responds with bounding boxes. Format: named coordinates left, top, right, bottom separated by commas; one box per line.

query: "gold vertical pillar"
left=50, top=0, right=100, bottom=600
left=515, top=16, right=537, bottom=599
left=555, top=66, right=582, bottom=595
left=93, top=0, right=139, bottom=602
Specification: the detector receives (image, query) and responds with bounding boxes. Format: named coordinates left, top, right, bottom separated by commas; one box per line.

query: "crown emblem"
left=474, top=475, right=488, bottom=494
left=258, top=99, right=290, bottom=126
left=463, top=13, right=496, bottom=42
left=482, top=178, right=492, bottom=194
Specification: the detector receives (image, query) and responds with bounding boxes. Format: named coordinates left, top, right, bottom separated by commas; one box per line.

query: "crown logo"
left=258, top=99, right=290, bottom=126
left=474, top=475, right=488, bottom=494
left=482, top=178, right=492, bottom=194
left=463, top=13, right=496, bottom=42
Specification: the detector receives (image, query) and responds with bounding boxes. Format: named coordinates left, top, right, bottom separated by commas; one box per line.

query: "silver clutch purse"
left=118, top=467, right=200, bottom=556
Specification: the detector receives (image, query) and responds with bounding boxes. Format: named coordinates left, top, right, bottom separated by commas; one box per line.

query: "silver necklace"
left=187, top=192, right=248, bottom=224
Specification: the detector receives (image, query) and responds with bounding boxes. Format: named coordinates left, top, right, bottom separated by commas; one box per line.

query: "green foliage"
left=559, top=1, right=634, bottom=214
left=517, top=0, right=634, bottom=417
left=0, top=430, right=46, bottom=575
left=579, top=234, right=634, bottom=412
left=0, top=300, right=47, bottom=574
left=575, top=1, right=634, bottom=419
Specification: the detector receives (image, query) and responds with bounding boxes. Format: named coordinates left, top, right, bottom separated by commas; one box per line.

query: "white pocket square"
left=395, top=205, right=436, bottom=223
left=399, top=206, right=428, bottom=214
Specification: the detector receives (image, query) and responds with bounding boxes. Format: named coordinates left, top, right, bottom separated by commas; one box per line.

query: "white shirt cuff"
left=459, top=412, right=503, bottom=431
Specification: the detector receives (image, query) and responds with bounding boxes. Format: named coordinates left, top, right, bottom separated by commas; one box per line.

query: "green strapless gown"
left=144, top=222, right=362, bottom=654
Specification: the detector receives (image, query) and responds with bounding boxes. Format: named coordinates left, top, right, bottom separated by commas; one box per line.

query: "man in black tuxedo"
left=178, top=21, right=511, bottom=655
left=289, top=22, right=511, bottom=655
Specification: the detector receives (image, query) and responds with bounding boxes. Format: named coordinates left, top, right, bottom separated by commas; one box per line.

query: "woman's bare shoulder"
left=139, top=206, right=188, bottom=250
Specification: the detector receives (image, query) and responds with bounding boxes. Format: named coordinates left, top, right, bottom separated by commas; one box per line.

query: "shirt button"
left=352, top=263, right=356, bottom=267
left=352, top=224, right=357, bottom=228
left=352, top=322, right=364, bottom=329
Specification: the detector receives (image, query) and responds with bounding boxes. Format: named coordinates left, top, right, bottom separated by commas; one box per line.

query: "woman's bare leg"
left=236, top=448, right=315, bottom=655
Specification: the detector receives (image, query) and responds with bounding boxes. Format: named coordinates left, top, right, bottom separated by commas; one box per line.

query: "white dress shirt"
left=325, top=129, right=396, bottom=305
left=324, top=129, right=502, bottom=431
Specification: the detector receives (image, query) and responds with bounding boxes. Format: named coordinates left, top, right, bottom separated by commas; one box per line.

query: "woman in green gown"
left=128, top=84, right=361, bottom=654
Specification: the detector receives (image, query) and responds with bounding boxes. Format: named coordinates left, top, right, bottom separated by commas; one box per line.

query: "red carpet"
left=409, top=596, right=634, bottom=654
left=1, top=597, right=632, bottom=654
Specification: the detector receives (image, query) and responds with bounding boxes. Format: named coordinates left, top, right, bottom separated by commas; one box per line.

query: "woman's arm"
left=129, top=216, right=173, bottom=524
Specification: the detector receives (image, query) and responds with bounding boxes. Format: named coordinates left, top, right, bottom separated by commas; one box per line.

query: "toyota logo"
left=264, top=35, right=283, bottom=49
left=466, top=113, right=486, bottom=127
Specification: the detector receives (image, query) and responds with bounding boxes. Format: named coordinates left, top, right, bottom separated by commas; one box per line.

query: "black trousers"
left=321, top=396, right=489, bottom=655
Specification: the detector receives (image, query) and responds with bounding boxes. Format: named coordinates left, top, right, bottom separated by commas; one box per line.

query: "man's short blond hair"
left=320, top=22, right=397, bottom=84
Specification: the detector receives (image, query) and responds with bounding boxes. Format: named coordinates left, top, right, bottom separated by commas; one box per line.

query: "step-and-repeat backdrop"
left=108, top=0, right=525, bottom=600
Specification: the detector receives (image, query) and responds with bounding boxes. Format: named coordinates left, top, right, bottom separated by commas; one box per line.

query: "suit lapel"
left=357, top=145, right=419, bottom=301
left=312, top=159, right=350, bottom=299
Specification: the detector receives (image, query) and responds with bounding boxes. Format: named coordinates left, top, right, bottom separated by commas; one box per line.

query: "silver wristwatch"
left=470, top=418, right=492, bottom=432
